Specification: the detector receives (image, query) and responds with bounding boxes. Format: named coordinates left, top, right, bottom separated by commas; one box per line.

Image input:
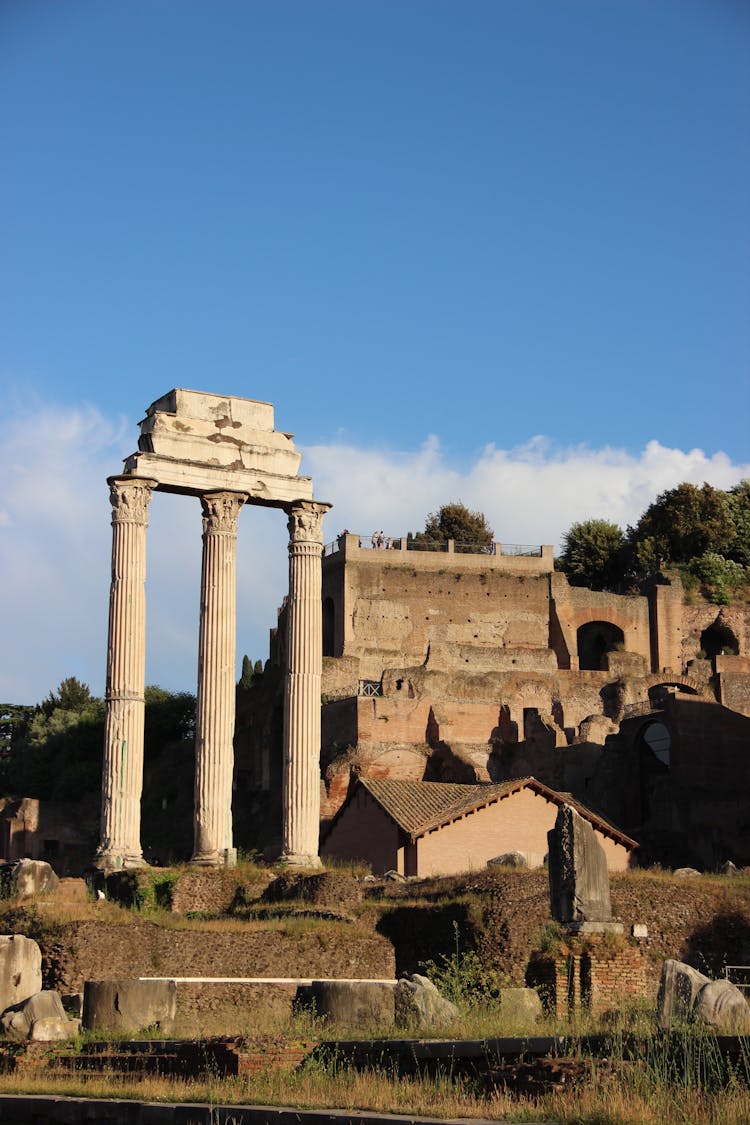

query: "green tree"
left=143, top=685, right=196, bottom=756
left=1, top=680, right=196, bottom=802
left=42, top=675, right=92, bottom=717
left=726, top=480, right=750, bottom=567
left=688, top=551, right=748, bottom=606
left=557, top=519, right=627, bottom=590
left=412, top=502, right=494, bottom=552
left=238, top=656, right=264, bottom=691
left=22, top=694, right=105, bottom=799
left=628, top=482, right=734, bottom=572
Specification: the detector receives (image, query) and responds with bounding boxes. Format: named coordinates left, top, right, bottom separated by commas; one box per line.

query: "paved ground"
left=0, top=1096, right=550, bottom=1124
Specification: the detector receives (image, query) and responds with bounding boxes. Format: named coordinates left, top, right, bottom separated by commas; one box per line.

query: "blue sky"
left=1, top=1, right=749, bottom=701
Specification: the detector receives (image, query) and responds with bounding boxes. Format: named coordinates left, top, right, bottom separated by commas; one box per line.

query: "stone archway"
left=700, top=618, right=739, bottom=659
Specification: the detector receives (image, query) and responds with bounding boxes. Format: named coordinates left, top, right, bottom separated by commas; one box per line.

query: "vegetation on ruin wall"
left=408, top=502, right=494, bottom=552
left=3, top=866, right=748, bottom=1001
left=557, top=479, right=750, bottom=600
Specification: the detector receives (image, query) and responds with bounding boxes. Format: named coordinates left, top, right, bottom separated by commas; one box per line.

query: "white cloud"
left=2, top=398, right=748, bottom=703
left=303, top=436, right=750, bottom=549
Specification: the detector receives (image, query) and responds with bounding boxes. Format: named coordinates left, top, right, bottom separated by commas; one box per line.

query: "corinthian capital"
left=287, top=501, right=331, bottom=546
left=108, top=477, right=158, bottom=524
left=200, top=491, right=248, bottom=535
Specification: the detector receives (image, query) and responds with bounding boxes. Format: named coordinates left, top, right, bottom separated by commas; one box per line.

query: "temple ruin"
left=95, top=389, right=330, bottom=871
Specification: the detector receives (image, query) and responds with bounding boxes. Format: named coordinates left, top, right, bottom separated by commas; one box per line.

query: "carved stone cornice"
left=287, top=501, right=331, bottom=550
left=108, top=477, right=158, bottom=525
left=200, top=491, right=248, bottom=537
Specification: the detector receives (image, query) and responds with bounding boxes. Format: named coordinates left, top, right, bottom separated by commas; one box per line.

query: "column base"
left=190, top=847, right=237, bottom=868
left=93, top=849, right=146, bottom=872
left=280, top=851, right=323, bottom=870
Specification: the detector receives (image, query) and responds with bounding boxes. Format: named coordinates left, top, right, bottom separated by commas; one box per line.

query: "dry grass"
left=0, top=1050, right=747, bottom=1124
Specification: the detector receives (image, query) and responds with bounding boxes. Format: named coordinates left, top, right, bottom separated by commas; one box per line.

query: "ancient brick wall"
left=528, top=938, right=651, bottom=1016
left=39, top=919, right=396, bottom=993
left=340, top=553, right=553, bottom=675
left=172, top=980, right=299, bottom=1036
left=169, top=869, right=261, bottom=915
left=680, top=603, right=750, bottom=671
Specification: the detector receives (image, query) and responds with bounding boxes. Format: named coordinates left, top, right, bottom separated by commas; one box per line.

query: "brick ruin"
left=238, top=532, right=750, bottom=869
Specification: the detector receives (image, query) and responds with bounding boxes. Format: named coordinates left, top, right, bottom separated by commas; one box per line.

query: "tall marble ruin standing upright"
left=94, top=389, right=330, bottom=871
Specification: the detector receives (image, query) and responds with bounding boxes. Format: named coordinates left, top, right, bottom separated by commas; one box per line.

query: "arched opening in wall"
left=322, top=597, right=335, bottom=657
left=648, top=682, right=698, bottom=708
left=637, top=718, right=671, bottom=824
left=640, top=720, right=671, bottom=767
left=577, top=621, right=625, bottom=671
left=700, top=621, right=739, bottom=659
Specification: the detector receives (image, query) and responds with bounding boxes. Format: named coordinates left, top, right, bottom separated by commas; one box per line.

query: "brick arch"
left=644, top=673, right=705, bottom=697
left=577, top=620, right=625, bottom=671
left=567, top=607, right=634, bottom=633
left=565, top=608, right=644, bottom=671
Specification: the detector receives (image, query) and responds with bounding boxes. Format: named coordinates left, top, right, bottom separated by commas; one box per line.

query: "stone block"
left=30, top=1016, right=81, bottom=1042
left=395, top=974, right=459, bottom=1030
left=83, top=979, right=176, bottom=1034
left=299, top=980, right=395, bottom=1032
left=495, top=987, right=543, bottom=1025
left=1, top=990, right=79, bottom=1041
left=0, top=860, right=59, bottom=900
left=656, top=959, right=710, bottom=1028
left=488, top=851, right=530, bottom=869
left=694, top=979, right=750, bottom=1033
left=0, top=935, right=42, bottom=1013
left=547, top=804, right=612, bottom=923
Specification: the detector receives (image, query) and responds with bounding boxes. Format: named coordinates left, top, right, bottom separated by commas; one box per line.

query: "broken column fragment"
left=547, top=804, right=621, bottom=931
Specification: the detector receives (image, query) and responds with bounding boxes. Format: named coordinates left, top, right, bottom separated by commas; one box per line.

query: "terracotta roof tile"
left=357, top=776, right=637, bottom=849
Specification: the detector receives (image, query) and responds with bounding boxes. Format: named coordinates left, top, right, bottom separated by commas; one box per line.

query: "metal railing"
left=358, top=679, right=382, bottom=697
left=500, top=543, right=543, bottom=557
left=323, top=535, right=544, bottom=558
left=725, top=965, right=750, bottom=993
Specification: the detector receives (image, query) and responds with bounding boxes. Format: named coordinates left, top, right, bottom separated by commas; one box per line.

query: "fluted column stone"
left=191, top=490, right=247, bottom=866
left=282, top=501, right=330, bottom=867
left=95, top=476, right=157, bottom=870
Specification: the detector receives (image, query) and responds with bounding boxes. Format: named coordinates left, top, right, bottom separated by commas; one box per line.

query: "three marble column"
left=97, top=483, right=328, bottom=870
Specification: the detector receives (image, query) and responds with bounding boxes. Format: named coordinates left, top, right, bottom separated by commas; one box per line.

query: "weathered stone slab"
left=694, top=979, right=750, bottom=1033
left=298, top=980, right=395, bottom=1032
left=394, top=974, right=459, bottom=1030
left=0, top=935, right=42, bottom=1013
left=83, top=979, right=176, bottom=1034
left=656, top=959, right=710, bottom=1028
left=547, top=804, right=612, bottom=923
